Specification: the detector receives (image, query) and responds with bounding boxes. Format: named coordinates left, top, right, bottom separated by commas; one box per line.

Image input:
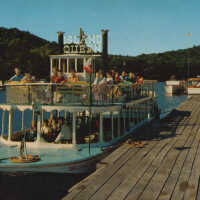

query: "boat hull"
left=165, top=81, right=185, bottom=95
left=0, top=146, right=113, bottom=174
left=187, top=87, right=200, bottom=95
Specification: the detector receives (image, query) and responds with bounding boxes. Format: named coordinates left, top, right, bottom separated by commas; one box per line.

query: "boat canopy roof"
left=0, top=104, right=121, bottom=113
left=49, top=54, right=101, bottom=59
left=188, top=78, right=200, bottom=81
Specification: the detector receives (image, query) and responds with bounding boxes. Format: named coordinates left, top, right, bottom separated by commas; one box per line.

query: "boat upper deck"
left=3, top=82, right=154, bottom=107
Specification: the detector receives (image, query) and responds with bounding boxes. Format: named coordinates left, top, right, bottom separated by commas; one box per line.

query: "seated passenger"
left=9, top=67, right=23, bottom=82
left=98, top=73, right=106, bottom=85
left=68, top=72, right=79, bottom=82
left=57, top=117, right=64, bottom=133
left=55, top=120, right=72, bottom=143
left=120, top=71, right=128, bottom=81
left=137, top=76, right=144, bottom=84
left=51, top=118, right=58, bottom=133
left=127, top=72, right=137, bottom=83
left=41, top=120, right=52, bottom=135
left=28, top=120, right=37, bottom=140
left=21, top=72, right=34, bottom=83
left=93, top=72, right=101, bottom=85
left=48, top=113, right=55, bottom=126
left=114, top=72, right=121, bottom=84
left=170, top=75, right=176, bottom=80
left=52, top=66, right=57, bottom=76
left=106, top=72, right=114, bottom=84
left=50, top=71, right=58, bottom=83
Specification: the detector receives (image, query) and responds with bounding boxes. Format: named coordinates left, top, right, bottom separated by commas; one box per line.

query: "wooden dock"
left=63, top=96, right=200, bottom=200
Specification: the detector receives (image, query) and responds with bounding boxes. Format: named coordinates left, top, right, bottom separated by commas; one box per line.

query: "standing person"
left=54, top=119, right=72, bottom=143
left=9, top=67, right=23, bottom=82
left=106, top=72, right=114, bottom=84
left=21, top=72, right=34, bottom=83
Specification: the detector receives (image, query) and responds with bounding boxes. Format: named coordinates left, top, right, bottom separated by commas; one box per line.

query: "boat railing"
left=4, top=82, right=154, bottom=106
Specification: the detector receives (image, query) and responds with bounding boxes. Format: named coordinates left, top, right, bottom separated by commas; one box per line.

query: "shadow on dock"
left=130, top=109, right=191, bottom=142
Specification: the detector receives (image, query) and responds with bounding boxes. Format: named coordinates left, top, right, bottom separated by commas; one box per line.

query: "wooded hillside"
left=0, top=27, right=199, bottom=81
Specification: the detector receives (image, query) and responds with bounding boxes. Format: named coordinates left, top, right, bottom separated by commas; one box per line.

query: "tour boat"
left=165, top=80, right=185, bottom=95
left=187, top=78, right=200, bottom=94
left=0, top=29, right=157, bottom=173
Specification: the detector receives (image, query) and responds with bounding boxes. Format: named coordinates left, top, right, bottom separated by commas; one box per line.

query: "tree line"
left=0, top=27, right=199, bottom=81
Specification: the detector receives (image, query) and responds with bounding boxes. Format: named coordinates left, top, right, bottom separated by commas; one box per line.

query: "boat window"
left=76, top=112, right=99, bottom=144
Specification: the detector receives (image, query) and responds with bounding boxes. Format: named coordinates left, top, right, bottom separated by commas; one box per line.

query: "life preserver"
left=10, top=155, right=40, bottom=163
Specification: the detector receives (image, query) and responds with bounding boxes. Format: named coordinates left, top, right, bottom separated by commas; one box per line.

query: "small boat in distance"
left=165, top=75, right=185, bottom=95
left=187, top=77, right=200, bottom=94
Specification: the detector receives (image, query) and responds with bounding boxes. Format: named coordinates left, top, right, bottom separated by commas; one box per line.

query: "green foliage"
left=0, top=27, right=59, bottom=80
left=106, top=46, right=200, bottom=81
left=0, top=26, right=199, bottom=81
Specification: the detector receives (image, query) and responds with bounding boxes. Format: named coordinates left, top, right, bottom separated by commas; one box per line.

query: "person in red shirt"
left=51, top=71, right=66, bottom=83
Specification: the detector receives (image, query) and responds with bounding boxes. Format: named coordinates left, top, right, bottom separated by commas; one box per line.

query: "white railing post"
left=8, top=109, right=13, bottom=141
left=72, top=112, right=77, bottom=144
left=118, top=111, right=121, bottom=137
left=36, top=112, right=41, bottom=143
left=111, top=112, right=114, bottom=139
left=67, top=58, right=69, bottom=73
left=21, top=110, right=25, bottom=131
left=1, top=110, right=5, bottom=138
left=99, top=112, right=104, bottom=142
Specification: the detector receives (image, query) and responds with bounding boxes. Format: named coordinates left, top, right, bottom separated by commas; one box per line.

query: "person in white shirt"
left=55, top=120, right=72, bottom=143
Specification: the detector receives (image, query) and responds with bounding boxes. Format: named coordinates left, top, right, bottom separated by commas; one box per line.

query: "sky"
left=0, top=0, right=200, bottom=56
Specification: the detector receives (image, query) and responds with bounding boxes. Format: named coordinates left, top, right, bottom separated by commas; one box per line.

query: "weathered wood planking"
left=156, top=102, right=200, bottom=200
left=65, top=144, right=135, bottom=200
left=170, top=113, right=200, bottom=198
left=137, top=103, right=199, bottom=200
left=71, top=139, right=158, bottom=200
left=183, top=132, right=200, bottom=199
left=125, top=103, right=198, bottom=200
left=158, top=116, right=200, bottom=199
left=63, top=146, right=139, bottom=200
left=90, top=138, right=166, bottom=200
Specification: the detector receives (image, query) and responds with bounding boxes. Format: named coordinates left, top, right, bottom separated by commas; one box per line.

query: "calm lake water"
left=0, top=82, right=187, bottom=200
left=155, top=82, right=186, bottom=117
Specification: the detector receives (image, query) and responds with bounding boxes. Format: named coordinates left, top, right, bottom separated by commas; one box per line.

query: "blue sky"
left=0, top=0, right=199, bottom=56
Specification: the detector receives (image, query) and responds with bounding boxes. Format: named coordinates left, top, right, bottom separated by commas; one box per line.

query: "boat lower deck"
left=64, top=95, right=200, bottom=200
